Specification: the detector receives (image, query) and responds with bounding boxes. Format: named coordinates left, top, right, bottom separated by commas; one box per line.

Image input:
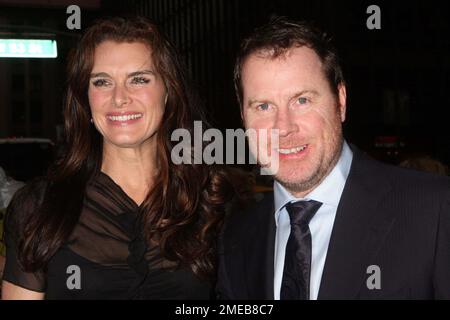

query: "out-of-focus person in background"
left=0, top=166, right=25, bottom=209
left=0, top=166, right=25, bottom=292
left=399, top=154, right=449, bottom=176
left=1, top=16, right=247, bottom=300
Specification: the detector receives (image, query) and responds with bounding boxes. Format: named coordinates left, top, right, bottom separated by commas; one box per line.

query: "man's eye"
left=257, top=103, right=270, bottom=111
left=298, top=97, right=308, bottom=104
left=92, top=79, right=110, bottom=87
left=131, top=77, right=150, bottom=84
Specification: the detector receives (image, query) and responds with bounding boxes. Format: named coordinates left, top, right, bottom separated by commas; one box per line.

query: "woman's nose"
left=113, top=84, right=130, bottom=107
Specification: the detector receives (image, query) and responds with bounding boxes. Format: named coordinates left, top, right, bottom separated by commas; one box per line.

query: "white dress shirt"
left=273, top=141, right=353, bottom=300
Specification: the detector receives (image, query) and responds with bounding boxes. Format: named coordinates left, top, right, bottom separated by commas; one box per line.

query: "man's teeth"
left=278, top=145, right=307, bottom=154
left=108, top=114, right=143, bottom=121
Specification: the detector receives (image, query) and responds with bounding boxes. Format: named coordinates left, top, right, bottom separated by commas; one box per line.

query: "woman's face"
left=88, top=40, right=167, bottom=150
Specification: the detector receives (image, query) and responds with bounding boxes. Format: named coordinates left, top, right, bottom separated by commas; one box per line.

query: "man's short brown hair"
left=234, top=16, right=345, bottom=106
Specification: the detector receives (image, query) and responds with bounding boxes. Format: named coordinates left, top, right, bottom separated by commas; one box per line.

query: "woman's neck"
left=100, top=144, right=159, bottom=206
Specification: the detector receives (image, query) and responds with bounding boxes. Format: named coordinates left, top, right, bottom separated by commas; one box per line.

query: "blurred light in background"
left=0, top=39, right=57, bottom=58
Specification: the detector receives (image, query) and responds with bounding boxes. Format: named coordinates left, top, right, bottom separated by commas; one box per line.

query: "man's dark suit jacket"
left=217, top=147, right=450, bottom=299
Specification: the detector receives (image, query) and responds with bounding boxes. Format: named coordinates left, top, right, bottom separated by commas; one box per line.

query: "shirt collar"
left=274, top=140, right=353, bottom=216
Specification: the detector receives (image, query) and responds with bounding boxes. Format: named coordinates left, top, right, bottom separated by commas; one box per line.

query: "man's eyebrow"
left=246, top=98, right=271, bottom=108
left=291, top=89, right=320, bottom=98
left=287, top=89, right=319, bottom=103
left=246, top=90, right=320, bottom=107
left=89, top=70, right=155, bottom=78
left=247, top=98, right=260, bottom=106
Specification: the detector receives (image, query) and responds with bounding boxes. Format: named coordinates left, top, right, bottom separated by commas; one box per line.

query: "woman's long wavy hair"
left=19, top=16, right=247, bottom=279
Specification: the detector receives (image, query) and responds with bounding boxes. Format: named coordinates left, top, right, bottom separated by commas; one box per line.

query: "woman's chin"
left=105, top=137, right=147, bottom=149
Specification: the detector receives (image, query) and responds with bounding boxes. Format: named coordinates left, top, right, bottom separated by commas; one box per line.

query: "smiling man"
left=217, top=17, right=450, bottom=300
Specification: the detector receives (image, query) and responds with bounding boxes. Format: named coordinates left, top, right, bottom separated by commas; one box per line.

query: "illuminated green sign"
left=0, top=39, right=57, bottom=58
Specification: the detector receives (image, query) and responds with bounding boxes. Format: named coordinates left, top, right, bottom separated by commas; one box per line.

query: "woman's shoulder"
left=10, top=177, right=48, bottom=207
left=5, top=177, right=49, bottom=229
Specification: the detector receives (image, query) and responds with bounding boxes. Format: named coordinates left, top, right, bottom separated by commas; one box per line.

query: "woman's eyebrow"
left=89, top=70, right=155, bottom=78
left=127, top=70, right=155, bottom=77
left=90, top=72, right=110, bottom=78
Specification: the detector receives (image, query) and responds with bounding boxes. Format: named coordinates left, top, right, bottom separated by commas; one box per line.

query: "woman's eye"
left=131, top=77, right=150, bottom=85
left=92, top=79, right=110, bottom=87
left=257, top=103, right=270, bottom=111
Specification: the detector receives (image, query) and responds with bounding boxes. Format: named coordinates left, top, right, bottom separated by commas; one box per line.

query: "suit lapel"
left=318, top=149, right=397, bottom=299
left=244, top=193, right=276, bottom=299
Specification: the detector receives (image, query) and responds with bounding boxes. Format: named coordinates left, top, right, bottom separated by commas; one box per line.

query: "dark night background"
left=0, top=0, right=449, bottom=181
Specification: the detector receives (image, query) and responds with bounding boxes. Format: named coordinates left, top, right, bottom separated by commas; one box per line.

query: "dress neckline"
left=100, top=171, right=144, bottom=209
left=84, top=171, right=142, bottom=212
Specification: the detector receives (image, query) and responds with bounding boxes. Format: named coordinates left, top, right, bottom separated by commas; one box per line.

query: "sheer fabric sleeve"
left=2, top=179, right=47, bottom=292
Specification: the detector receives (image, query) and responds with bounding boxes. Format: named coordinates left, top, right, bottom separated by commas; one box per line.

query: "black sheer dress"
left=2, top=172, right=211, bottom=299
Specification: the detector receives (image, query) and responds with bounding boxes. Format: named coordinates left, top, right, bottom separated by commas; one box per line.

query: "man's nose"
left=113, top=84, right=130, bottom=107
left=274, top=107, right=298, bottom=137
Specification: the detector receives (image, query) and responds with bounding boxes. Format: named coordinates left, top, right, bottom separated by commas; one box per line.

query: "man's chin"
left=275, top=171, right=320, bottom=195
left=275, top=166, right=313, bottom=184
left=276, top=175, right=309, bottom=187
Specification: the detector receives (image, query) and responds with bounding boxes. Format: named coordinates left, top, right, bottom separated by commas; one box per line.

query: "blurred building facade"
left=0, top=0, right=449, bottom=164
left=0, top=0, right=99, bottom=141
left=103, top=0, right=450, bottom=164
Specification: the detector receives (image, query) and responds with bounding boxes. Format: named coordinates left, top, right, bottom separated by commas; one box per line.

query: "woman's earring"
left=90, top=118, right=94, bottom=124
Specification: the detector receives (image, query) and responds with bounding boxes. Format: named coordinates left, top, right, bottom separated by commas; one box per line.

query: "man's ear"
left=338, top=83, right=347, bottom=123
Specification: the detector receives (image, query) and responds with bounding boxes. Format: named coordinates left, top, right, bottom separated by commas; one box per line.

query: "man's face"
left=241, top=46, right=347, bottom=197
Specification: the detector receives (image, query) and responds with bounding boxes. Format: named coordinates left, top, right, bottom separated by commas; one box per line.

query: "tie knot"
left=285, top=200, right=322, bottom=226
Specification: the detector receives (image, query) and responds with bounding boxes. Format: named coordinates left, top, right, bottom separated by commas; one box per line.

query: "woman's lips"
left=106, top=112, right=143, bottom=126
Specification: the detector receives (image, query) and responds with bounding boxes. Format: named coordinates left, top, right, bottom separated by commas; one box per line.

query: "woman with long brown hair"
left=1, top=16, right=246, bottom=299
